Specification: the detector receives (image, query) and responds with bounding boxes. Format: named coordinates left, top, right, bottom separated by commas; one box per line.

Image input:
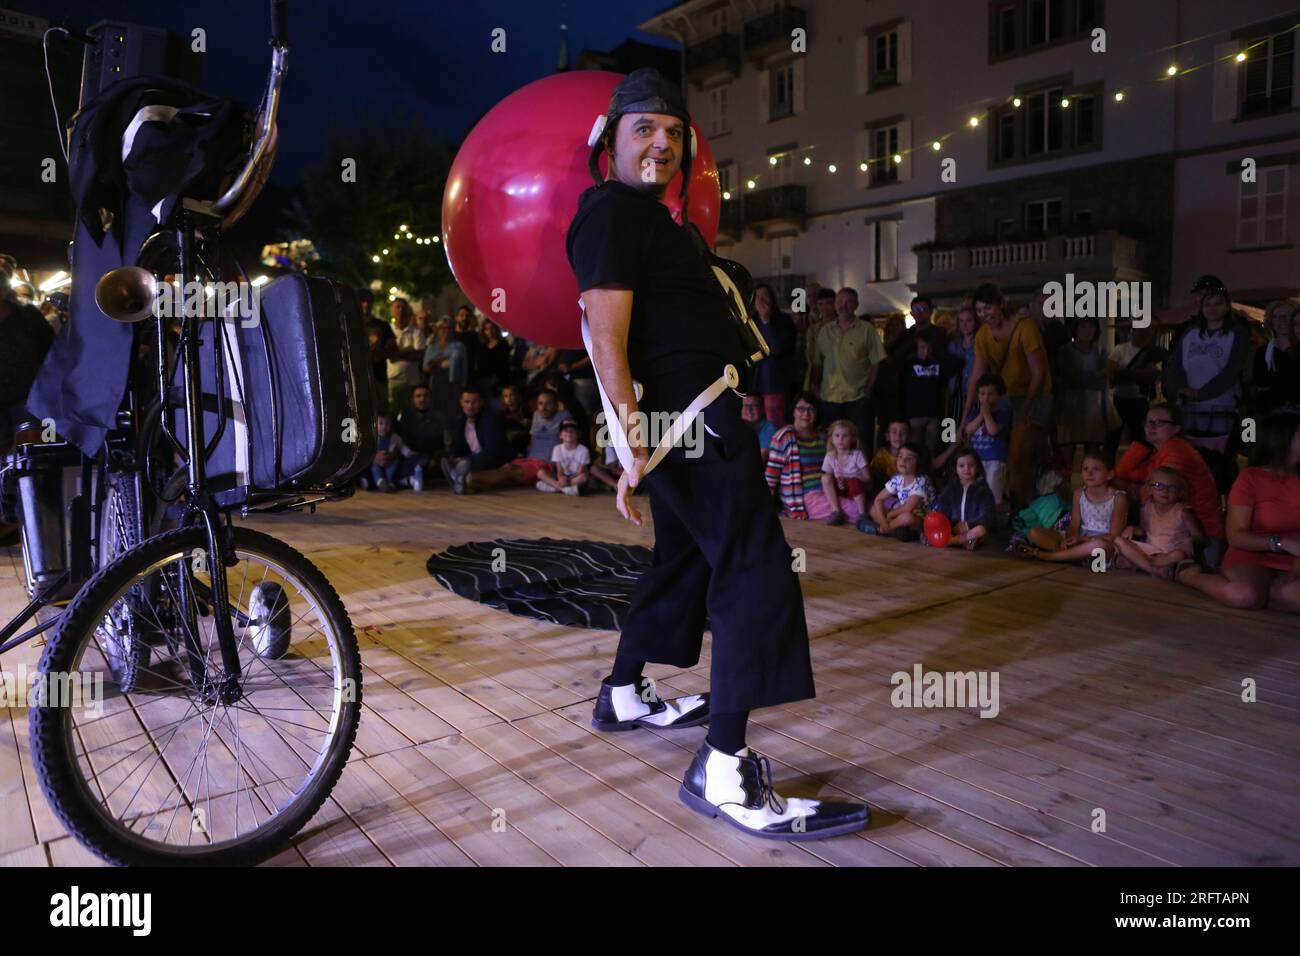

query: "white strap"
left=580, top=300, right=736, bottom=478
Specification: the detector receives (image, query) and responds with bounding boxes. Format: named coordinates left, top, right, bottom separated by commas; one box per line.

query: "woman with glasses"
left=1114, top=401, right=1225, bottom=561
left=764, top=392, right=827, bottom=520
left=1176, top=413, right=1300, bottom=612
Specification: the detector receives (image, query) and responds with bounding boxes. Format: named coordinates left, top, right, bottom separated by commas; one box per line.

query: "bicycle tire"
left=31, top=526, right=362, bottom=866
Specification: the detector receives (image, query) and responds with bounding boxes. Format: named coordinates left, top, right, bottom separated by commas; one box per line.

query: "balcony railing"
left=744, top=6, right=806, bottom=60
left=917, top=230, right=1146, bottom=287
left=743, top=184, right=806, bottom=226
left=685, top=32, right=742, bottom=85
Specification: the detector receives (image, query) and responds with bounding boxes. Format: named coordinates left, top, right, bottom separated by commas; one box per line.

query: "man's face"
left=456, top=308, right=472, bottom=330
left=610, top=113, right=683, bottom=194
left=741, top=397, right=763, bottom=424
left=975, top=299, right=1003, bottom=325
left=910, top=301, right=932, bottom=326
left=835, top=291, right=858, bottom=321
left=816, top=296, right=837, bottom=322
left=536, top=392, right=557, bottom=418
left=412, top=387, right=431, bottom=411
left=501, top=387, right=520, bottom=410
left=460, top=392, right=483, bottom=418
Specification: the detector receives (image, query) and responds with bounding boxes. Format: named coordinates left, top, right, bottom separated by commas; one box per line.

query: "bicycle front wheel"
left=30, top=526, right=362, bottom=866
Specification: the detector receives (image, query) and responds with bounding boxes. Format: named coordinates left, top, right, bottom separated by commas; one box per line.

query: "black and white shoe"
left=591, top=678, right=710, bottom=732
left=679, top=740, right=871, bottom=841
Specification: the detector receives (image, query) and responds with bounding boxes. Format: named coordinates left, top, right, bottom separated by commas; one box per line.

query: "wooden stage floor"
left=3, top=486, right=1298, bottom=867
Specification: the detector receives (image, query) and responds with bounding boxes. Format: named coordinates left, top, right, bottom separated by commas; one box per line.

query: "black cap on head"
left=588, top=68, right=693, bottom=202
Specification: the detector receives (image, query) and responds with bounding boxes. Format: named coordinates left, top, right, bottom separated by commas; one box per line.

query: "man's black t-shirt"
left=0, top=301, right=56, bottom=406
left=566, top=180, right=746, bottom=414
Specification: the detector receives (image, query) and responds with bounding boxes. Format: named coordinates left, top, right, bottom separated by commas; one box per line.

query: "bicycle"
left=1, top=0, right=367, bottom=865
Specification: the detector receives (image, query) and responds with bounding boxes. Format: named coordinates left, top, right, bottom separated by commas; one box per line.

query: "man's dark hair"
left=460, top=386, right=484, bottom=399
left=911, top=295, right=933, bottom=309
left=975, top=372, right=1007, bottom=395
left=973, top=283, right=1003, bottom=307
left=536, top=387, right=558, bottom=401
left=837, top=287, right=859, bottom=301
left=915, top=325, right=938, bottom=346
left=1253, top=412, right=1300, bottom=471
left=412, top=384, right=430, bottom=394
left=816, top=287, right=836, bottom=302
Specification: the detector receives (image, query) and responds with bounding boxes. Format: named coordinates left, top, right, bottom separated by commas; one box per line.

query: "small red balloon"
left=923, top=511, right=952, bottom=548
left=441, top=70, right=721, bottom=349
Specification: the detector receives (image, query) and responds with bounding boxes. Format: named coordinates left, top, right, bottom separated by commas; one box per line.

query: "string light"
left=1012, top=96, right=1022, bottom=108
left=968, top=116, right=980, bottom=127
left=371, top=255, right=380, bottom=263
left=382, top=248, right=389, bottom=255
left=892, top=153, right=902, bottom=164
left=803, top=156, right=811, bottom=165
left=1235, top=51, right=1247, bottom=62
left=1166, top=65, right=1178, bottom=76
left=859, top=162, right=868, bottom=171
left=1114, top=90, right=1125, bottom=102
left=931, top=141, right=942, bottom=151
left=1061, top=97, right=1071, bottom=108
left=769, top=156, right=777, bottom=165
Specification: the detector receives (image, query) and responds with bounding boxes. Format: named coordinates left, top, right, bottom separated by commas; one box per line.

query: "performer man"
left=566, top=69, right=869, bottom=840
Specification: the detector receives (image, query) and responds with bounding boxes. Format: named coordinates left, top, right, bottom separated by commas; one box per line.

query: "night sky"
left=26, top=0, right=677, bottom=184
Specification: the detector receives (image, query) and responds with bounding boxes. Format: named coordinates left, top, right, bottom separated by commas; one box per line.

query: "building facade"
left=638, top=0, right=1300, bottom=319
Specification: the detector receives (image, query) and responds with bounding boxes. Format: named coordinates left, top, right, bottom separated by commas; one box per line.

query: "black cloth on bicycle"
left=566, top=181, right=815, bottom=715
left=26, top=75, right=246, bottom=456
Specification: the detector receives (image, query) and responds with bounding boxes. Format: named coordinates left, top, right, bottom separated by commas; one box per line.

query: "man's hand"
left=616, top=454, right=649, bottom=526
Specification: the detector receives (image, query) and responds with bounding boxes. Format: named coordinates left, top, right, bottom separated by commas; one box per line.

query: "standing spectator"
left=792, top=284, right=832, bottom=395
left=1107, top=325, right=1165, bottom=452
left=1162, top=279, right=1250, bottom=467
left=961, top=283, right=1053, bottom=510
left=477, top=318, right=513, bottom=395
left=361, top=288, right=396, bottom=416
left=1253, top=299, right=1300, bottom=418
left=1056, top=314, right=1116, bottom=460
left=750, top=283, right=797, bottom=426
left=947, top=306, right=979, bottom=423
left=1176, top=412, right=1300, bottom=612
left=765, top=392, right=827, bottom=520
left=522, top=340, right=558, bottom=384
left=396, top=384, right=446, bottom=482
left=454, top=305, right=481, bottom=385
left=386, top=297, right=428, bottom=416
left=442, top=387, right=511, bottom=493
left=1114, top=401, right=1225, bottom=557
left=423, top=317, right=469, bottom=418
left=0, top=266, right=55, bottom=449
left=1029, top=287, right=1069, bottom=387
left=891, top=295, right=947, bottom=367
left=811, top=287, right=883, bottom=452
left=899, top=326, right=962, bottom=455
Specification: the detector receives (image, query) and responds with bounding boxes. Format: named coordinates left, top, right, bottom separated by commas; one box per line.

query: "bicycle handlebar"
left=270, top=0, right=288, bottom=46
left=212, top=2, right=289, bottom=217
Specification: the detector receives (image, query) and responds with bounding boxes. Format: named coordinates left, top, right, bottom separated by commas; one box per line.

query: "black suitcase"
left=177, top=273, right=377, bottom=499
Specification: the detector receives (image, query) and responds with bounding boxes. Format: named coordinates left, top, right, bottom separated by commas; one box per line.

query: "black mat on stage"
left=426, top=538, right=655, bottom=631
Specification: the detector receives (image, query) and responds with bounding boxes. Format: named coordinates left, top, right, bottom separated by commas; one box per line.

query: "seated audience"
left=365, top=414, right=421, bottom=492
left=396, top=384, right=445, bottom=484
left=1021, top=450, right=1127, bottom=563
left=821, top=419, right=869, bottom=526
left=765, top=392, right=827, bottom=520
left=869, top=419, right=910, bottom=491
left=1176, top=412, right=1300, bottom=612
left=455, top=388, right=564, bottom=493
left=442, top=387, right=510, bottom=493
left=1114, top=466, right=1203, bottom=579
left=537, top=419, right=590, bottom=496
left=861, top=442, right=935, bottom=539
left=742, top=394, right=778, bottom=466
left=932, top=447, right=997, bottom=549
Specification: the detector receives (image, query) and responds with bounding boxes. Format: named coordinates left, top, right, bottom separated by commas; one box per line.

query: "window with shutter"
left=1239, top=167, right=1289, bottom=246
left=1242, top=29, right=1295, bottom=117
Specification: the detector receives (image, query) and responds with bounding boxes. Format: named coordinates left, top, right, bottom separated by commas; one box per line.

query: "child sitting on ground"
left=366, top=413, right=418, bottom=493
left=1113, top=465, right=1203, bottom=579
left=822, top=419, right=869, bottom=526
left=869, top=419, right=911, bottom=491
left=1020, top=449, right=1128, bottom=563
left=932, top=446, right=998, bottom=550
left=861, top=442, right=935, bottom=539
left=537, top=419, right=590, bottom=496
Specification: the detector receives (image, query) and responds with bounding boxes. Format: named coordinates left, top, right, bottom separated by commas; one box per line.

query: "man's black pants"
left=614, top=405, right=815, bottom=715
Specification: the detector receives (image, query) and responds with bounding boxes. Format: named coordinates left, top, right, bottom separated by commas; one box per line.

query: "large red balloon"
left=442, top=71, right=720, bottom=349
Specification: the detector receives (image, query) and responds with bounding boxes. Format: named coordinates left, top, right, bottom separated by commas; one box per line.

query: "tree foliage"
left=292, top=117, right=455, bottom=299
